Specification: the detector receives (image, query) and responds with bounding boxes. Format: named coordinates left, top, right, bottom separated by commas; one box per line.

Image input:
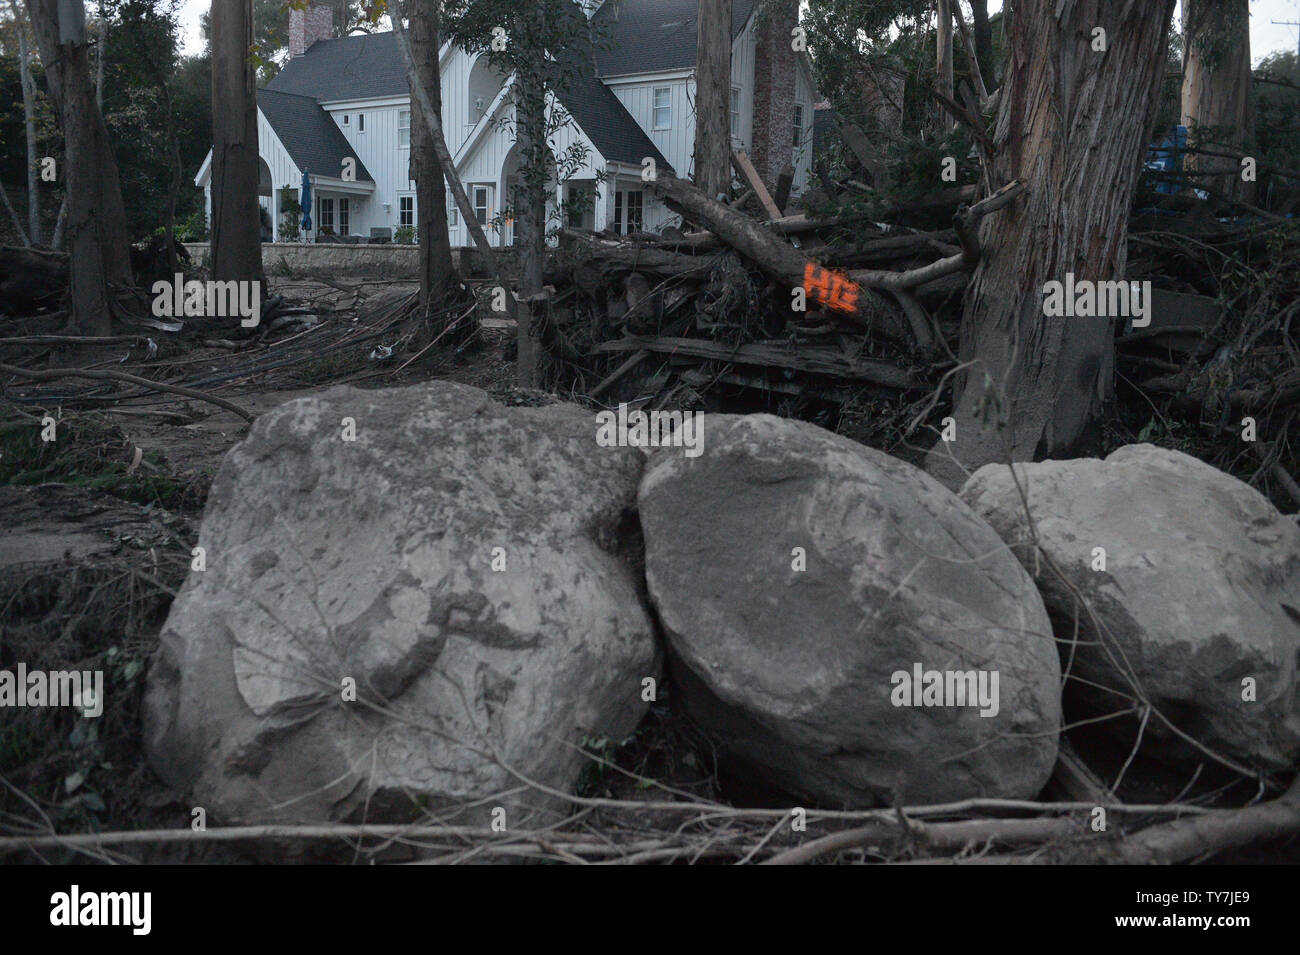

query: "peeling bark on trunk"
left=1181, top=0, right=1254, bottom=204
left=25, top=0, right=131, bottom=335
left=408, top=0, right=456, bottom=308
left=928, top=0, right=1177, bottom=488
left=210, top=0, right=263, bottom=287
left=936, top=0, right=954, bottom=131
left=17, top=14, right=41, bottom=246
left=694, top=0, right=732, bottom=201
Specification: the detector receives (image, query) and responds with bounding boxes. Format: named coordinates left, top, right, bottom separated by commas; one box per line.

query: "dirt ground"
left=0, top=276, right=529, bottom=862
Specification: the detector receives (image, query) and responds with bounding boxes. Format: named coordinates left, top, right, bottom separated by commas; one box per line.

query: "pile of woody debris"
left=530, top=147, right=1298, bottom=515
left=531, top=149, right=1022, bottom=450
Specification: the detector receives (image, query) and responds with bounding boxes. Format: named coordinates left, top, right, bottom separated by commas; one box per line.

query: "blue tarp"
left=300, top=171, right=313, bottom=231
left=1145, top=124, right=1188, bottom=194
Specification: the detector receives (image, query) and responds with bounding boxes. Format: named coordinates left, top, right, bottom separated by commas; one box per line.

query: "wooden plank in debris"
left=731, top=150, right=783, bottom=220
left=593, top=335, right=918, bottom=389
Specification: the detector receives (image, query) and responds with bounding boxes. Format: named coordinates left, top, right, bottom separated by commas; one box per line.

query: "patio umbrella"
left=300, top=171, right=313, bottom=232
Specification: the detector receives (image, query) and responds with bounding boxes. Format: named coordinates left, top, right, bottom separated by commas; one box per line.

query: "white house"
left=195, top=0, right=818, bottom=246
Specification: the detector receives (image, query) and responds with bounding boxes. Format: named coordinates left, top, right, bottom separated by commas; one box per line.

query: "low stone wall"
left=181, top=242, right=482, bottom=278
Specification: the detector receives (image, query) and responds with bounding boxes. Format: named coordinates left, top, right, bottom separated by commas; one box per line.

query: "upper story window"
left=792, top=105, right=804, bottom=148
left=342, top=114, right=349, bottom=126
left=358, top=113, right=365, bottom=133
left=652, top=87, right=671, bottom=131
left=399, top=109, right=411, bottom=147
left=730, top=86, right=741, bottom=139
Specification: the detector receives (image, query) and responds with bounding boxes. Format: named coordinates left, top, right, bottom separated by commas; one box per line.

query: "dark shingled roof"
left=590, top=0, right=757, bottom=77
left=551, top=3, right=672, bottom=170
left=266, top=31, right=408, bottom=101
left=553, top=69, right=672, bottom=170
left=258, top=88, right=374, bottom=182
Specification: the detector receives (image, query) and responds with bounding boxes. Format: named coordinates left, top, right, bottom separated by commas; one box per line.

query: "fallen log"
left=1075, top=773, right=1300, bottom=864
left=647, top=171, right=916, bottom=344
left=560, top=239, right=721, bottom=277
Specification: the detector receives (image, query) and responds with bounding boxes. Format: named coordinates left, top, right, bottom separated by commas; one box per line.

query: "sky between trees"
left=168, top=0, right=1300, bottom=64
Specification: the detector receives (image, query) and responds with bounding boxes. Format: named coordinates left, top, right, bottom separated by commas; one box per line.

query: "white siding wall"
left=324, top=98, right=404, bottom=236
left=608, top=75, right=694, bottom=177
left=248, top=111, right=301, bottom=241
left=606, top=24, right=756, bottom=184
left=309, top=49, right=497, bottom=239
left=451, top=91, right=607, bottom=248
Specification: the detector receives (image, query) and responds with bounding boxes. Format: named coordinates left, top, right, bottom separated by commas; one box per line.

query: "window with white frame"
left=318, top=197, right=334, bottom=232
left=614, top=189, right=644, bottom=234
left=446, top=190, right=458, bottom=226
left=793, top=104, right=805, bottom=148
left=399, top=109, right=410, bottom=147
left=626, top=190, right=643, bottom=232
left=399, top=195, right=414, bottom=227
left=472, top=185, right=493, bottom=225
left=730, top=86, right=741, bottom=139
left=342, top=114, right=349, bottom=126
left=358, top=113, right=365, bottom=133
left=652, top=87, right=671, bottom=130
left=338, top=197, right=349, bottom=234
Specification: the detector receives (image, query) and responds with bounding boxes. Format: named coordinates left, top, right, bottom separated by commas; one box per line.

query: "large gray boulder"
left=638, top=414, right=1061, bottom=807
left=960, top=444, right=1300, bottom=771
left=144, top=382, right=657, bottom=828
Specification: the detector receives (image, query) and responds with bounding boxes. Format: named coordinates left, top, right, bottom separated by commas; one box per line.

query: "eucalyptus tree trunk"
left=210, top=0, right=263, bottom=286
left=16, top=9, right=41, bottom=245
left=25, top=0, right=132, bottom=334
left=693, top=0, right=732, bottom=201
left=936, top=0, right=954, bottom=130
left=408, top=0, right=457, bottom=308
left=390, top=0, right=521, bottom=364
left=928, top=0, right=1177, bottom=488
left=1181, top=0, right=1254, bottom=204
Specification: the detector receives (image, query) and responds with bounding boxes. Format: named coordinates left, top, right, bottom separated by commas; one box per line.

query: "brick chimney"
left=289, top=2, right=334, bottom=58
left=750, top=0, right=800, bottom=192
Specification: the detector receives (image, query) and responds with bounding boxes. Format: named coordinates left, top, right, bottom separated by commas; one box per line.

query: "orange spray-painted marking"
left=803, top=263, right=861, bottom=314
